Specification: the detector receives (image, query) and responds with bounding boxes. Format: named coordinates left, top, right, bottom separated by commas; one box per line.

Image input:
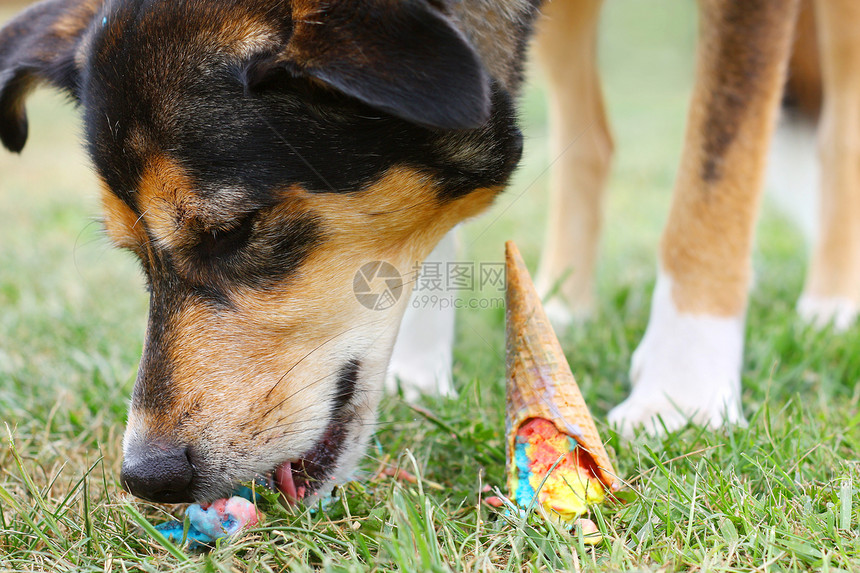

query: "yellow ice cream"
left=513, top=418, right=605, bottom=524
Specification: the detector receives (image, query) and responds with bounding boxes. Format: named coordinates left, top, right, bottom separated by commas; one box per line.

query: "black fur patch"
left=2, top=0, right=524, bottom=200
left=77, top=1, right=524, bottom=208
left=331, top=358, right=360, bottom=417
left=85, top=58, right=521, bottom=206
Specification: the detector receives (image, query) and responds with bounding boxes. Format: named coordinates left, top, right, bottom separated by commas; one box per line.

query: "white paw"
left=608, top=270, right=746, bottom=437
left=797, top=294, right=858, bottom=332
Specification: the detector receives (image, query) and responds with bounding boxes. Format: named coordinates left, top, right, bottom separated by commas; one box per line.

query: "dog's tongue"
left=275, top=461, right=298, bottom=504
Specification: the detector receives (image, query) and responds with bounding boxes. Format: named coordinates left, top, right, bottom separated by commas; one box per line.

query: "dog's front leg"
left=798, top=0, right=860, bottom=330
left=609, top=0, right=800, bottom=435
left=534, top=0, right=613, bottom=326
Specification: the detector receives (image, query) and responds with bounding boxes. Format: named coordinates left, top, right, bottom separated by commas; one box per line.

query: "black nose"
left=121, top=442, right=194, bottom=503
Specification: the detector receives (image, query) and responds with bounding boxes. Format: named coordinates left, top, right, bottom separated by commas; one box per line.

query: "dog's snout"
left=121, top=442, right=194, bottom=503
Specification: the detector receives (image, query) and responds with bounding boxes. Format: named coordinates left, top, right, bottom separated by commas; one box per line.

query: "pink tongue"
left=275, top=461, right=298, bottom=504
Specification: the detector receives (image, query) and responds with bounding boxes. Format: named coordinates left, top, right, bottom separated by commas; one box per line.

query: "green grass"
left=2, top=1, right=860, bottom=571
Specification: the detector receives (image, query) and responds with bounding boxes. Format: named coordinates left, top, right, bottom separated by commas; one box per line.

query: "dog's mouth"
left=269, top=359, right=360, bottom=501
left=268, top=418, right=347, bottom=502
left=255, top=359, right=360, bottom=502
left=196, top=359, right=362, bottom=504
left=265, top=386, right=350, bottom=504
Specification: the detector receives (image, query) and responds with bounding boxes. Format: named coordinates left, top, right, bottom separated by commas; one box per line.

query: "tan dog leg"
left=534, top=0, right=613, bottom=326
left=798, top=0, right=860, bottom=330
left=609, top=0, right=800, bottom=435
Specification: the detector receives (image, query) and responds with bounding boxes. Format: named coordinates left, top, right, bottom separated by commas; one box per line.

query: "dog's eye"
left=197, top=215, right=255, bottom=259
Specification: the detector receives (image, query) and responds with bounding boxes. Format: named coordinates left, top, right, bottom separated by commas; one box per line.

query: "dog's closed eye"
left=197, top=214, right=256, bottom=260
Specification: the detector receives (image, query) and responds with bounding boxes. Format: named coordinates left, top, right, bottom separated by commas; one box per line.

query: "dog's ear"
left=283, top=0, right=491, bottom=130
left=0, top=0, right=101, bottom=153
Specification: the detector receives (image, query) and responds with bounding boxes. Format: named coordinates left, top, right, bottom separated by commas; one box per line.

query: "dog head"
left=0, top=0, right=522, bottom=503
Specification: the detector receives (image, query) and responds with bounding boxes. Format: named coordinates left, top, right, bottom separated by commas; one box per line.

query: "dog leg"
left=609, top=0, right=800, bottom=435
left=534, top=0, right=613, bottom=327
left=798, top=0, right=860, bottom=331
left=386, top=230, right=457, bottom=401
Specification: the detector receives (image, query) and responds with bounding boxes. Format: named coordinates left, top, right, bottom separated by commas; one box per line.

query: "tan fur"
left=114, top=166, right=498, bottom=452
left=212, top=17, right=279, bottom=58
left=532, top=0, right=612, bottom=317
left=51, top=0, right=103, bottom=44
left=802, top=0, right=860, bottom=303
left=659, top=0, right=799, bottom=315
left=135, top=155, right=206, bottom=253
left=100, top=183, right=146, bottom=252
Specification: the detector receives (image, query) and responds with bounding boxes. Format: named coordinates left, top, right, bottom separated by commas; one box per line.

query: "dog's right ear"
left=0, top=0, right=102, bottom=153
left=282, top=0, right=491, bottom=130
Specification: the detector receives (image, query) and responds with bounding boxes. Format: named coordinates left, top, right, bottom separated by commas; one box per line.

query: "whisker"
left=262, top=317, right=389, bottom=407
left=254, top=374, right=346, bottom=437
left=251, top=364, right=391, bottom=439
left=253, top=297, right=414, bottom=440
left=255, top=416, right=389, bottom=440
left=260, top=352, right=392, bottom=426
left=252, top=383, right=386, bottom=439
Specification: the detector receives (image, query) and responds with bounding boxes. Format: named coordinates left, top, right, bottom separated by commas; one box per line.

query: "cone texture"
left=505, top=241, right=621, bottom=493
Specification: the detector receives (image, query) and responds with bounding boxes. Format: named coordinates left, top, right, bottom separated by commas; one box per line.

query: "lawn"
left=2, top=1, right=860, bottom=571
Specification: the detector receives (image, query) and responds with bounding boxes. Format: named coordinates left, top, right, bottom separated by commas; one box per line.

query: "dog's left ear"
left=0, top=0, right=101, bottom=152
left=283, top=0, right=491, bottom=130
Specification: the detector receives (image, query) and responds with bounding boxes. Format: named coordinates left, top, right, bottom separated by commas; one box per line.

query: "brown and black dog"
left=0, top=0, right=850, bottom=505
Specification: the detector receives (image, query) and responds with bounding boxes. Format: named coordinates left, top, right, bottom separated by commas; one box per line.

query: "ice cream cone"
left=505, top=241, right=621, bottom=503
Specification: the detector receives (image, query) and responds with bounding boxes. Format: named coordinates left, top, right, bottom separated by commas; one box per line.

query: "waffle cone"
left=505, top=241, right=621, bottom=495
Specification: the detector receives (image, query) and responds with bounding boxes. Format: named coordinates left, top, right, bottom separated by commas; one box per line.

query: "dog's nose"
left=121, top=442, right=194, bottom=503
